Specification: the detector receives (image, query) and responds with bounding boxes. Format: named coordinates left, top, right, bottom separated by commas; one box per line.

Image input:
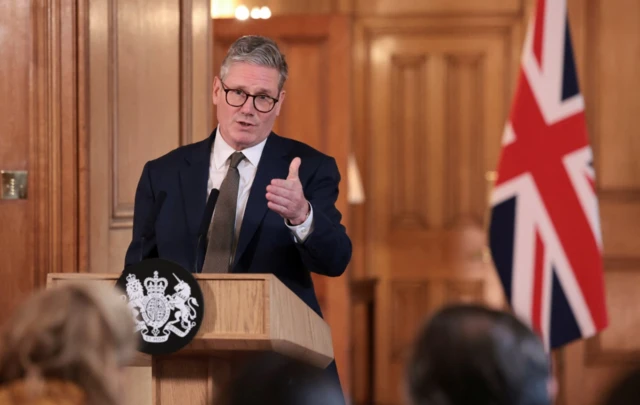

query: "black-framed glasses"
left=221, top=81, right=280, bottom=113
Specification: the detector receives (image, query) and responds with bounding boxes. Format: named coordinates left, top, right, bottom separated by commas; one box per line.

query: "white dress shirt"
left=206, top=128, right=314, bottom=244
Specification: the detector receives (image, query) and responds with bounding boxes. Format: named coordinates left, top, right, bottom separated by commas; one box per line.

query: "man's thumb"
left=288, top=157, right=301, bottom=180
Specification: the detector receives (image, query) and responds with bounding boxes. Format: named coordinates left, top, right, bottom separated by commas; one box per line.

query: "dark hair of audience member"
left=217, top=353, right=344, bottom=405
left=406, top=304, right=551, bottom=405
left=600, top=367, right=640, bottom=405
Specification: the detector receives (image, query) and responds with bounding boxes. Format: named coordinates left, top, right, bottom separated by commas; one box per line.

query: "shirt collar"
left=212, top=125, right=267, bottom=169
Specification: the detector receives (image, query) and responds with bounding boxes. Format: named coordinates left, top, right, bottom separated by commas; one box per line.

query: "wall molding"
left=31, top=0, right=81, bottom=282
left=108, top=0, right=197, bottom=228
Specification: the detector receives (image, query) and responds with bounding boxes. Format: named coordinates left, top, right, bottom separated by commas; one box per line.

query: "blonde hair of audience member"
left=0, top=283, right=137, bottom=405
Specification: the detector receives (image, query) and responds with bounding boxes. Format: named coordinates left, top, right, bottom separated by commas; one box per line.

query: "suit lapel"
left=180, top=132, right=215, bottom=238
left=233, top=134, right=290, bottom=268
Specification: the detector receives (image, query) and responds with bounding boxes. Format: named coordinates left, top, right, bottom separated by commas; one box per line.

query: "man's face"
left=213, top=62, right=285, bottom=150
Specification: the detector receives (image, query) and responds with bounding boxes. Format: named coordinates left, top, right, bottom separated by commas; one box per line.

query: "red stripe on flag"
left=533, top=0, right=546, bottom=68
left=499, top=76, right=608, bottom=332
left=532, top=229, right=545, bottom=335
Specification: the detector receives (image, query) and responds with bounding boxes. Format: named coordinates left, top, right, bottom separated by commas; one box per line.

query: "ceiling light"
left=235, top=5, right=249, bottom=20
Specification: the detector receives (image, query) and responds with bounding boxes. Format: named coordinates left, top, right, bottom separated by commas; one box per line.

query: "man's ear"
left=212, top=77, right=221, bottom=106
left=274, top=90, right=286, bottom=116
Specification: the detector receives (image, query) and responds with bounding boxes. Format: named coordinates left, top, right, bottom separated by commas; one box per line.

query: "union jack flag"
left=488, top=0, right=608, bottom=350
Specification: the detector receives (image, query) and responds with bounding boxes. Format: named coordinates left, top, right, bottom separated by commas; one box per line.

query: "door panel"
left=355, top=17, right=518, bottom=404
left=88, top=0, right=212, bottom=274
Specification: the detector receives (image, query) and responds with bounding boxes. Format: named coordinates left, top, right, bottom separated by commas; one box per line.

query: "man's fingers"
left=267, top=201, right=289, bottom=216
left=266, top=192, right=291, bottom=208
left=266, top=184, right=293, bottom=199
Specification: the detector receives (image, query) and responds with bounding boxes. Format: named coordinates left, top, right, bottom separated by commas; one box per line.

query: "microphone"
left=138, top=191, right=167, bottom=263
left=195, top=188, right=220, bottom=273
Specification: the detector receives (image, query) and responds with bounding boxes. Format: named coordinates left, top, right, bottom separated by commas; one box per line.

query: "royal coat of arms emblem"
left=122, top=271, right=200, bottom=343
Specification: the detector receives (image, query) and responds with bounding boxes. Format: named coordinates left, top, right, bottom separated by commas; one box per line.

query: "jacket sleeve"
left=124, top=162, right=159, bottom=267
left=295, top=157, right=352, bottom=277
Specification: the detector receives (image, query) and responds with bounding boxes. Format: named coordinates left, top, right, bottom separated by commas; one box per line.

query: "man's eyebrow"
left=255, top=87, right=275, bottom=95
left=227, top=83, right=276, bottom=96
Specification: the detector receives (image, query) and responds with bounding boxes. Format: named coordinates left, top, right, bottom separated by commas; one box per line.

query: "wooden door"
left=213, top=15, right=352, bottom=396
left=0, top=0, right=36, bottom=323
left=354, top=16, right=522, bottom=404
left=0, top=0, right=80, bottom=324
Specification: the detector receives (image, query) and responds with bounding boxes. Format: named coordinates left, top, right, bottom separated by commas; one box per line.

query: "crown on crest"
left=144, top=271, right=168, bottom=295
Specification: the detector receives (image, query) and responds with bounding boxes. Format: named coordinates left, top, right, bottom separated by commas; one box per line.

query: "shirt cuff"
left=285, top=202, right=314, bottom=243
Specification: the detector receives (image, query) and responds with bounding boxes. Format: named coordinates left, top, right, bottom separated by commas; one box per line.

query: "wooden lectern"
left=46, top=273, right=335, bottom=405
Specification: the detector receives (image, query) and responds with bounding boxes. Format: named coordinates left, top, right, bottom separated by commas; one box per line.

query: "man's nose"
left=240, top=97, right=256, bottom=114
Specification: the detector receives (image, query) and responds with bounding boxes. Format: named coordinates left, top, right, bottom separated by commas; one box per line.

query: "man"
left=406, top=304, right=554, bottom=405
left=124, top=35, right=351, bottom=394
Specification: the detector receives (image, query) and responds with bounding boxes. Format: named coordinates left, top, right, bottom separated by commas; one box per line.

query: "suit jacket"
left=124, top=129, right=352, bottom=317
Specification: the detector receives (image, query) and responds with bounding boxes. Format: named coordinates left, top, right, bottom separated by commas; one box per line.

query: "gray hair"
left=220, top=35, right=288, bottom=91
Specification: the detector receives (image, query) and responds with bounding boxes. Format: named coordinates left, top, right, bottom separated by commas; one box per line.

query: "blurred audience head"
left=217, top=352, right=344, bottom=405
left=600, top=367, right=640, bottom=405
left=0, top=282, right=137, bottom=405
left=406, top=303, right=551, bottom=405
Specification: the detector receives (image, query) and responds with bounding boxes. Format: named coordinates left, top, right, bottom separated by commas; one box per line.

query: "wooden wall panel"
left=212, top=0, right=524, bottom=16
left=355, top=16, right=519, bottom=404
left=32, top=0, right=80, bottom=282
left=276, top=42, right=324, bottom=151
left=389, top=55, right=429, bottom=229
left=388, top=279, right=485, bottom=360
left=219, top=0, right=525, bottom=16
left=122, top=367, right=152, bottom=405
left=0, top=1, right=32, bottom=324
left=444, top=55, right=488, bottom=227
left=355, top=0, right=523, bottom=16
left=593, top=2, right=640, bottom=191
left=389, top=282, right=431, bottom=359
left=155, top=359, right=211, bottom=405
left=114, top=0, right=182, bottom=224
left=88, top=0, right=212, bottom=273
left=557, top=1, right=640, bottom=404
left=0, top=0, right=80, bottom=324
left=599, top=197, right=640, bottom=257
left=594, top=270, right=640, bottom=356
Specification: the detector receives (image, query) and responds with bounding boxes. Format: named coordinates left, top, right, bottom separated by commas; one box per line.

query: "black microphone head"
left=198, top=189, right=219, bottom=237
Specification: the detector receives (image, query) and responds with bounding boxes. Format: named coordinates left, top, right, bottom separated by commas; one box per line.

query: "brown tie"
left=202, top=152, right=245, bottom=273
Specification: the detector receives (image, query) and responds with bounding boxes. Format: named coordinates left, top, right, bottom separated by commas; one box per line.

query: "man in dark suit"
left=124, top=35, right=350, bottom=395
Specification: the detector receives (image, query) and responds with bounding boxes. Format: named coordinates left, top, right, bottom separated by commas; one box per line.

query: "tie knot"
left=229, top=152, right=245, bottom=169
